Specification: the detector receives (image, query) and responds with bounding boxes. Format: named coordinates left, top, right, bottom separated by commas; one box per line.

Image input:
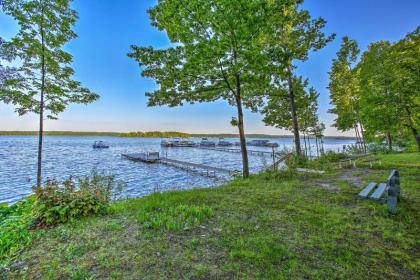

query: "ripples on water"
left=0, top=136, right=354, bottom=204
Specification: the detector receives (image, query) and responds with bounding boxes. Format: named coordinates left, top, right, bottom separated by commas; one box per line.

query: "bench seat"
left=370, top=183, right=388, bottom=200
left=358, top=182, right=377, bottom=198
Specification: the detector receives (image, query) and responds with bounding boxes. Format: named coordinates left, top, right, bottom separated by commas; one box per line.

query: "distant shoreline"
left=0, top=131, right=356, bottom=140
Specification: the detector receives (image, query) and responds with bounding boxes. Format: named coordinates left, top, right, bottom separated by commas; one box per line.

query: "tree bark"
left=235, top=74, right=249, bottom=178
left=359, top=122, right=367, bottom=153
left=386, top=132, right=392, bottom=152
left=286, top=63, right=301, bottom=156
left=410, top=126, right=420, bottom=152
left=354, top=125, right=361, bottom=150
left=37, top=4, right=45, bottom=187
left=404, top=106, right=420, bottom=152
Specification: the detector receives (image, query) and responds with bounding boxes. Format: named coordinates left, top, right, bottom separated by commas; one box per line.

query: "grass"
left=0, top=198, right=35, bottom=264
left=1, top=153, right=419, bottom=279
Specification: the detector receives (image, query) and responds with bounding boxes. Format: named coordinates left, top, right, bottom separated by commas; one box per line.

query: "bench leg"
left=387, top=187, right=398, bottom=214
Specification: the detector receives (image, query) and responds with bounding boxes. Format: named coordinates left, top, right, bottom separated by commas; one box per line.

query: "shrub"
left=33, top=169, right=124, bottom=226
left=318, top=151, right=347, bottom=162
left=285, top=154, right=308, bottom=170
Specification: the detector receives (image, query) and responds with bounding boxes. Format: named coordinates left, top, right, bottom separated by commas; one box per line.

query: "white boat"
left=93, top=141, right=109, bottom=149
left=200, top=138, right=216, bottom=147
left=161, top=139, right=173, bottom=147
left=247, top=139, right=278, bottom=147
left=161, top=138, right=195, bottom=147
left=217, top=138, right=233, bottom=146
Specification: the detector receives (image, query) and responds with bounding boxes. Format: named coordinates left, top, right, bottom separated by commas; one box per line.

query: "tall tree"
left=129, top=0, right=283, bottom=178
left=328, top=36, right=366, bottom=150
left=358, top=41, right=400, bottom=151
left=266, top=0, right=334, bottom=155
left=388, top=27, right=420, bottom=151
left=0, top=0, right=99, bottom=186
left=263, top=75, right=319, bottom=156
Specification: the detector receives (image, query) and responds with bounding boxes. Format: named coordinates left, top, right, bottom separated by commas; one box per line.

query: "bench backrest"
left=387, top=169, right=400, bottom=187
left=387, top=169, right=400, bottom=214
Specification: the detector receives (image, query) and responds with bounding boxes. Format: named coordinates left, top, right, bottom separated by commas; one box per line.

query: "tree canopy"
left=129, top=0, right=291, bottom=177
left=0, top=0, right=99, bottom=185
left=329, top=26, right=420, bottom=151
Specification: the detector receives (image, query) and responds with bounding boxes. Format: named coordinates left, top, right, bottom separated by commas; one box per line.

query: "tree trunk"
left=354, top=125, right=361, bottom=150
left=404, top=106, right=420, bottom=152
left=386, top=132, right=392, bottom=152
left=303, top=133, right=307, bottom=158
left=37, top=7, right=45, bottom=187
left=235, top=74, right=249, bottom=178
left=359, top=122, right=367, bottom=153
left=286, top=63, right=301, bottom=156
left=306, top=134, right=312, bottom=159
left=410, top=126, right=420, bottom=152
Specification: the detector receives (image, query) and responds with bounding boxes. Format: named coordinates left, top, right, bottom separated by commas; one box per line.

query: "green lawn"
left=2, top=153, right=419, bottom=279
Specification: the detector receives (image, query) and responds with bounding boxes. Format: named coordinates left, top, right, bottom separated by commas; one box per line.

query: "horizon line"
left=0, top=130, right=356, bottom=138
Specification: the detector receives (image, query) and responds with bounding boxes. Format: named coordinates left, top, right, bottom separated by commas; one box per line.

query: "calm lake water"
left=0, top=136, right=355, bottom=204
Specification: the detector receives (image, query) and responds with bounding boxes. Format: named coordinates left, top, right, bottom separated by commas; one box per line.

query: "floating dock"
left=196, top=146, right=275, bottom=157
left=122, top=153, right=237, bottom=179
left=122, top=152, right=160, bottom=163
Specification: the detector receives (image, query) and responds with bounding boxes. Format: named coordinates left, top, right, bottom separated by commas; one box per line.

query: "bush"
left=285, top=154, right=308, bottom=170
left=33, top=169, right=124, bottom=226
left=318, top=151, right=347, bottom=162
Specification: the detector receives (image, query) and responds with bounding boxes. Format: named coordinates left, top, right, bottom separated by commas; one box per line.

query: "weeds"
left=33, top=169, right=125, bottom=226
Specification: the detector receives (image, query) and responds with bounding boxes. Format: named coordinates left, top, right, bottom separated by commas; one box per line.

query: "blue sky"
left=0, top=0, right=419, bottom=136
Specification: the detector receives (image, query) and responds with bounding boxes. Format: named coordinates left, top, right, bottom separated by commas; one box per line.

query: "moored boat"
left=217, top=138, right=233, bottom=146
left=93, top=141, right=109, bottom=149
left=200, top=137, right=216, bottom=147
left=247, top=139, right=278, bottom=147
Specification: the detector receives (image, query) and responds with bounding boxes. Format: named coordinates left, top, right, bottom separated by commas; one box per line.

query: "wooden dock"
left=196, top=146, right=275, bottom=157
left=122, top=152, right=160, bottom=163
left=122, top=153, right=237, bottom=179
left=159, top=158, right=237, bottom=179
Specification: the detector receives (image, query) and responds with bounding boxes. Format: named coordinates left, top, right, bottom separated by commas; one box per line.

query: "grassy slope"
left=4, top=153, right=420, bottom=279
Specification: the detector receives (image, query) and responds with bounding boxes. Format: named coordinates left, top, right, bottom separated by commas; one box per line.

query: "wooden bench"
left=358, top=169, right=400, bottom=213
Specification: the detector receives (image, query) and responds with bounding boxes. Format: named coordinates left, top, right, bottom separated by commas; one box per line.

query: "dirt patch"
left=337, top=168, right=366, bottom=187
left=317, top=183, right=339, bottom=191
left=312, top=168, right=371, bottom=191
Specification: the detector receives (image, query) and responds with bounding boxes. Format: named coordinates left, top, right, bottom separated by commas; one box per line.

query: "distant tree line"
left=329, top=27, right=419, bottom=152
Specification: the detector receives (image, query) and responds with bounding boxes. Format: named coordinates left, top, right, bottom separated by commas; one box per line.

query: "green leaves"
left=328, top=36, right=361, bottom=131
left=329, top=26, right=420, bottom=151
left=0, top=0, right=99, bottom=119
left=263, top=76, right=319, bottom=133
left=129, top=0, right=280, bottom=109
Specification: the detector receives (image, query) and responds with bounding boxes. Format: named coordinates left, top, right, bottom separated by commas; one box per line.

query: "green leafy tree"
left=263, top=76, right=319, bottom=155
left=358, top=41, right=400, bottom=151
left=328, top=36, right=365, bottom=147
left=129, top=0, right=284, bottom=178
left=266, top=0, right=334, bottom=155
left=388, top=27, right=420, bottom=151
left=0, top=0, right=99, bottom=186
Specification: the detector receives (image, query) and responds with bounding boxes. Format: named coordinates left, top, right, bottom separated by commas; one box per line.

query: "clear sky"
left=0, top=0, right=419, bottom=136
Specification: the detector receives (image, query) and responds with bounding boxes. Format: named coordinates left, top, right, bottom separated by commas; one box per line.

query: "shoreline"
left=0, top=131, right=356, bottom=140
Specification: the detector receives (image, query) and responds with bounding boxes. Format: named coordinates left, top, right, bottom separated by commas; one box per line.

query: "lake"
left=0, top=136, right=355, bottom=204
